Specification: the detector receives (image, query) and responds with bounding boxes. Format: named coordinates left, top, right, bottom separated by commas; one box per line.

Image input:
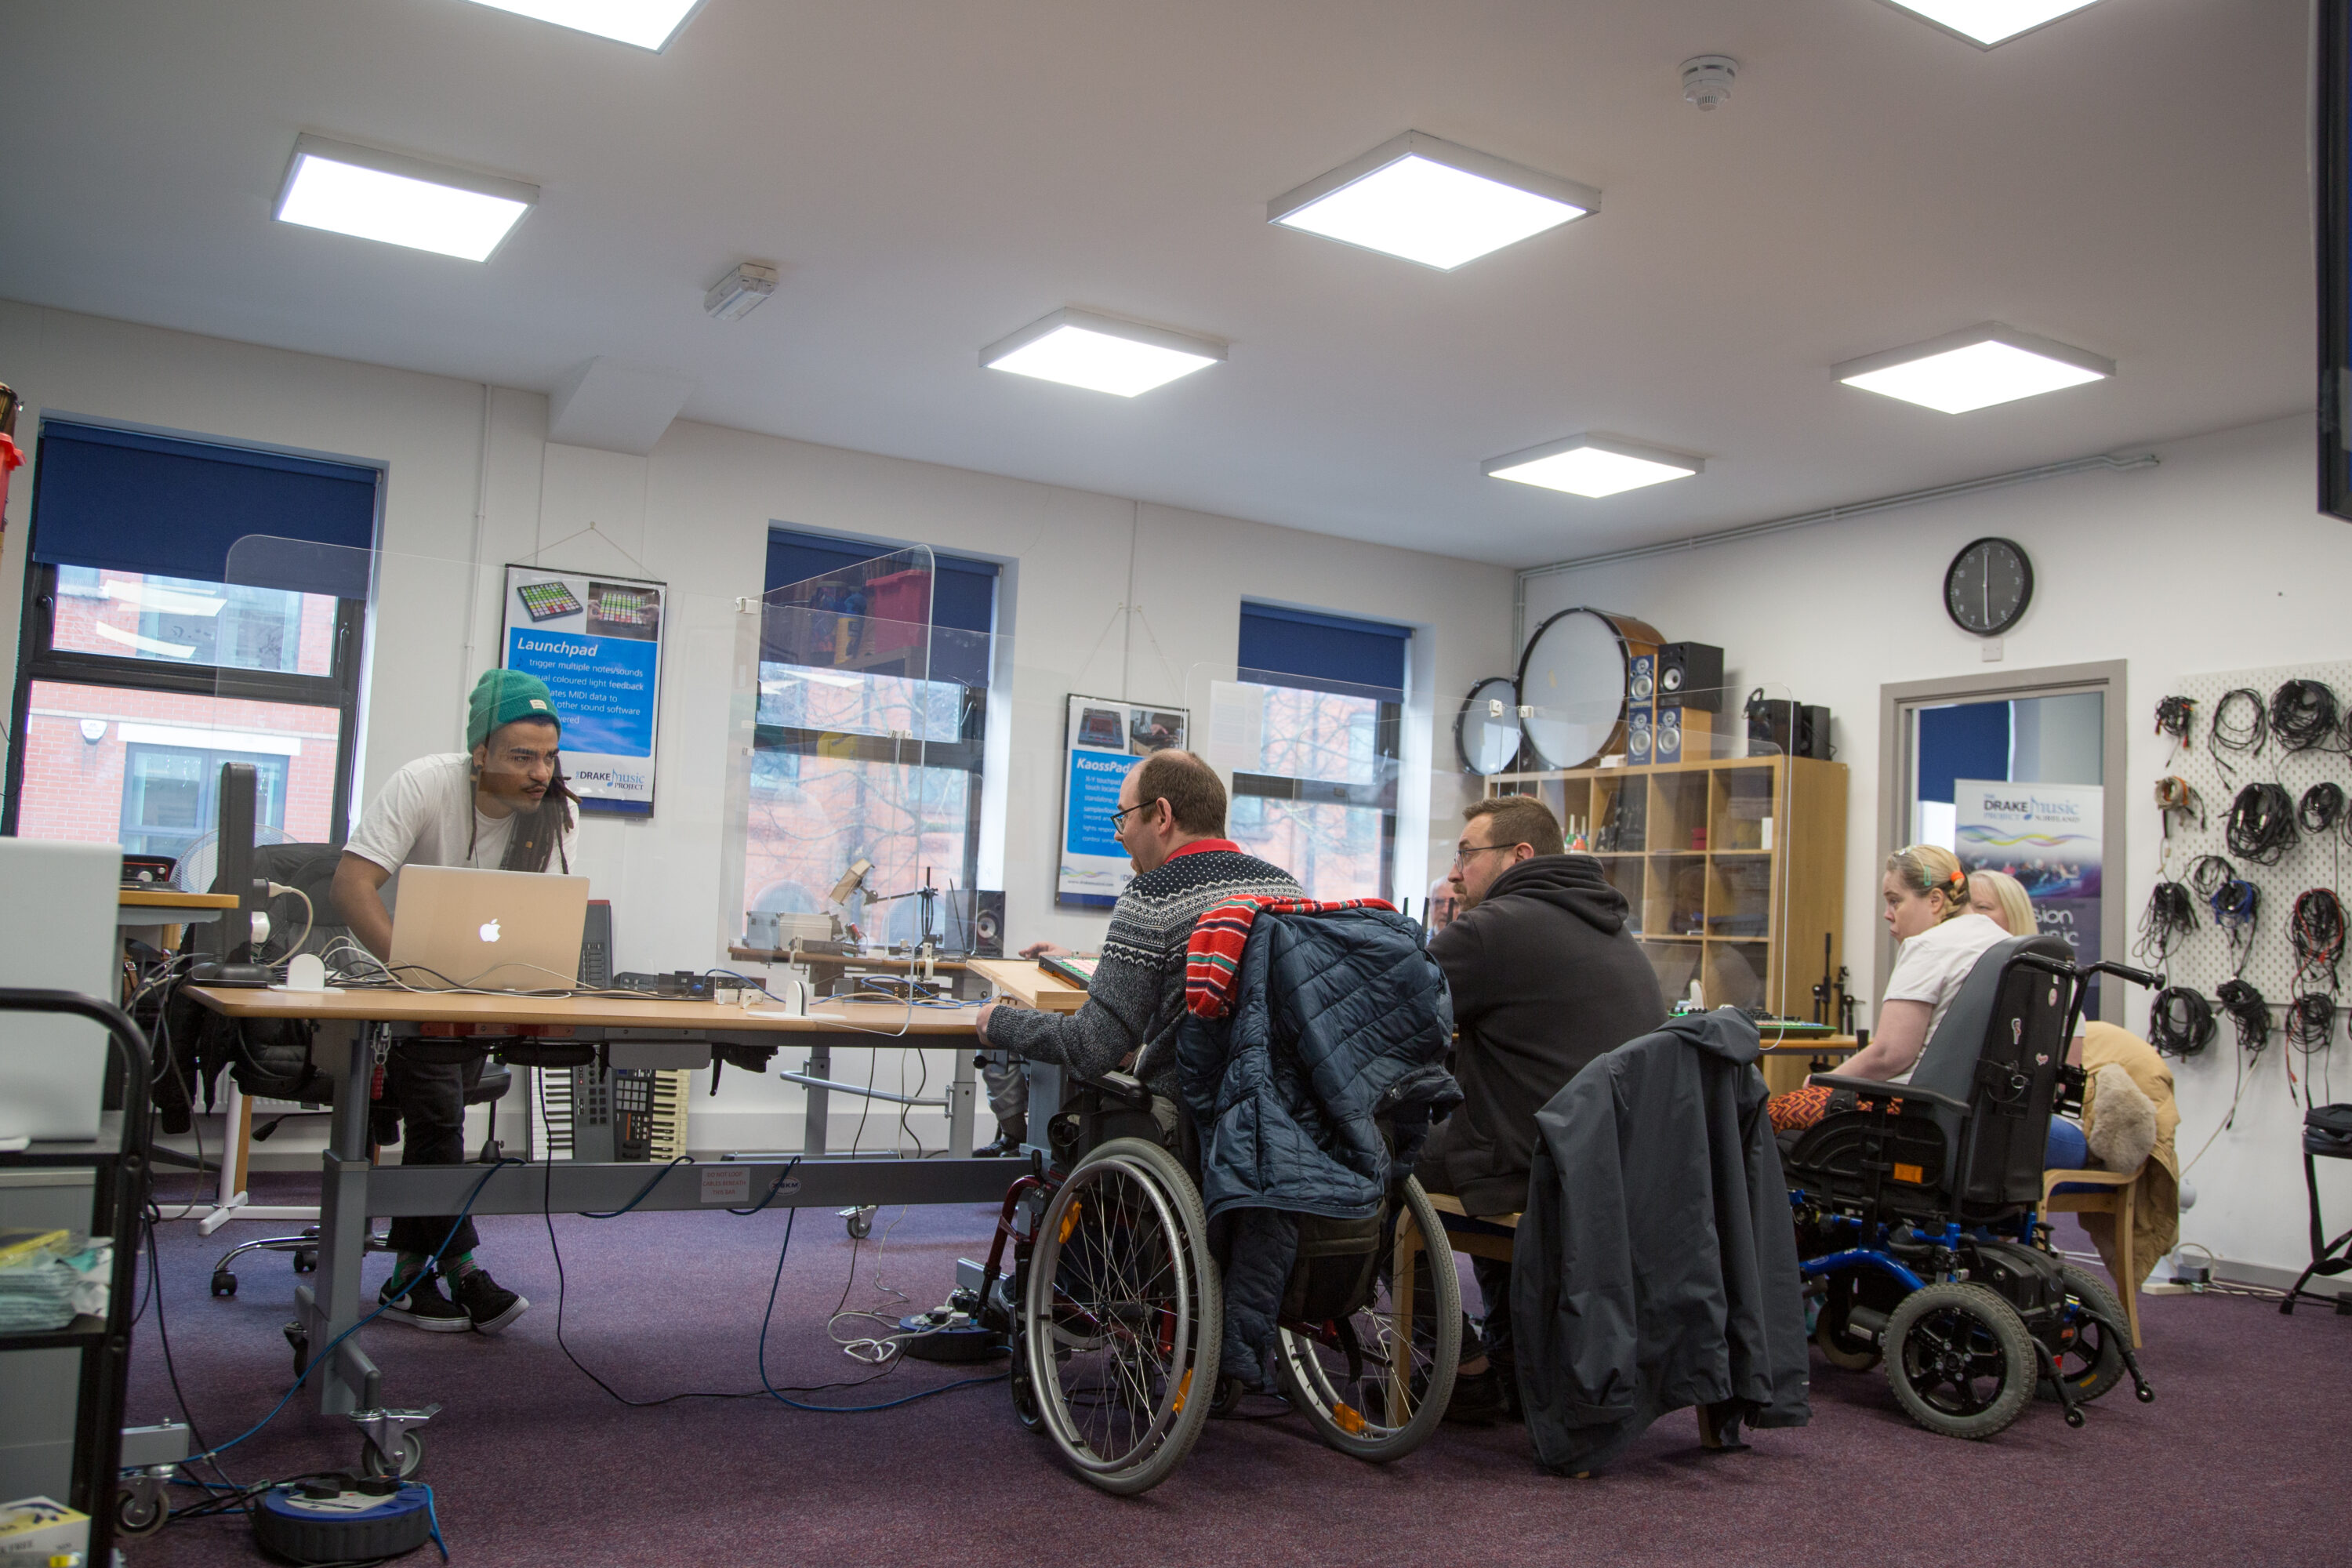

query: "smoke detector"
left=1681, top=55, right=1737, bottom=111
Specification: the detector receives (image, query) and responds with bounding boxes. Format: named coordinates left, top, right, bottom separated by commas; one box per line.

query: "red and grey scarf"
left=1184, top=895, right=1396, bottom=1018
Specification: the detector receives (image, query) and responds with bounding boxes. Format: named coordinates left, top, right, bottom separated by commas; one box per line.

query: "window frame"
left=2, top=422, right=372, bottom=850
left=1229, top=670, right=1404, bottom=903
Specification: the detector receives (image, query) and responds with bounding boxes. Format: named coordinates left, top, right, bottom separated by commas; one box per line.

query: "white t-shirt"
left=1879, top=911, right=2011, bottom=1082
left=344, top=753, right=577, bottom=877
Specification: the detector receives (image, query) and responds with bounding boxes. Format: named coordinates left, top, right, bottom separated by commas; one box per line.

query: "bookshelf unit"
left=1483, top=755, right=1848, bottom=1016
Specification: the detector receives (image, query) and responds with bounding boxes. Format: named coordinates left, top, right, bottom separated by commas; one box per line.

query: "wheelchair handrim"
left=1026, top=1152, right=1200, bottom=1476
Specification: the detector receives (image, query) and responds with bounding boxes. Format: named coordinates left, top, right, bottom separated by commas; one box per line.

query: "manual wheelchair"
left=965, top=1069, right=1461, bottom=1494
left=1788, top=934, right=2158, bottom=1440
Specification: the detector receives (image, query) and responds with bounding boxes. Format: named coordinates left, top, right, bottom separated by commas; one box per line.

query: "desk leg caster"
left=353, top=1404, right=440, bottom=1480
left=841, top=1205, right=877, bottom=1240
left=115, top=1472, right=169, bottom=1537
left=211, top=1269, right=238, bottom=1298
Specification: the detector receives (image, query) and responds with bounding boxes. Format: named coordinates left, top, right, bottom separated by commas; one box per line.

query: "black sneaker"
left=378, top=1270, right=471, bottom=1334
left=977, top=1131, right=1025, bottom=1157
left=1443, top=1366, right=1513, bottom=1426
left=446, top=1266, right=528, bottom=1334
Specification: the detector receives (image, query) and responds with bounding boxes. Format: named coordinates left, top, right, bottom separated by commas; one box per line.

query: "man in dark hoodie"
left=1421, top=794, right=1666, bottom=1422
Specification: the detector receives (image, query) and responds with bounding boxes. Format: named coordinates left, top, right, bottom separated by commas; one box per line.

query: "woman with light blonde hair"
left=1967, top=867, right=2036, bottom=938
left=1768, top=844, right=2013, bottom=1131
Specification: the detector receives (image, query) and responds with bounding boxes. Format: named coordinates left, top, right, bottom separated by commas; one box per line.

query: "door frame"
left=1876, top=659, right=2129, bottom=1023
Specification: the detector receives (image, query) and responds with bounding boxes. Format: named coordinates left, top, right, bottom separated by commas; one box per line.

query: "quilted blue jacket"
left=1174, top=905, right=1459, bottom=1381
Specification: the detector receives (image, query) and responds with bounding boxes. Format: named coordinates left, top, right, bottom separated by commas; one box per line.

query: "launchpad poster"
left=501, top=564, right=666, bottom=816
left=1057, top=694, right=1189, bottom=909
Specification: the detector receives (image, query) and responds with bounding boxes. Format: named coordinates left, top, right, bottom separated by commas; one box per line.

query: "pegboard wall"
left=2148, top=659, right=2352, bottom=1056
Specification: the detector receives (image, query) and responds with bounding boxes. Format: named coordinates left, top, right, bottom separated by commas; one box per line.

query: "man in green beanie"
left=328, top=667, right=579, bottom=1334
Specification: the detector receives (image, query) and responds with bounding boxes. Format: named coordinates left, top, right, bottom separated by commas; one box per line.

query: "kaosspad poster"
left=1058, top=695, right=1189, bottom=908
left=1954, top=779, right=2103, bottom=970
left=502, top=564, right=666, bottom=816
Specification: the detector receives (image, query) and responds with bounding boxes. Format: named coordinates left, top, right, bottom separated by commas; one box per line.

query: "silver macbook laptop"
left=0, top=840, right=120, bottom=1143
left=389, top=865, right=591, bottom=992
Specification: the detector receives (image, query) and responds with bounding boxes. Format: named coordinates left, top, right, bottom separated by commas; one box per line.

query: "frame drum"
left=1455, top=676, right=1523, bottom=775
left=1514, top=608, right=1663, bottom=770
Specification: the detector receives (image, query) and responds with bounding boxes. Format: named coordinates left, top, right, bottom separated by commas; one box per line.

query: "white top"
left=345, top=753, right=577, bottom=877
left=1879, top=911, right=2011, bottom=1083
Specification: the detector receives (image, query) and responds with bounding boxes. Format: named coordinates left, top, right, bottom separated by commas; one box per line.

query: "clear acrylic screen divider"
left=1183, top=660, right=1406, bottom=906
left=1475, top=673, right=1824, bottom=1029
left=723, top=546, right=944, bottom=1036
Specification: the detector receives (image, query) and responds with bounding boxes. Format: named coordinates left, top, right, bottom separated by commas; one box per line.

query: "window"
left=6, top=421, right=376, bottom=863
left=1229, top=604, right=1410, bottom=902
left=744, top=530, right=998, bottom=946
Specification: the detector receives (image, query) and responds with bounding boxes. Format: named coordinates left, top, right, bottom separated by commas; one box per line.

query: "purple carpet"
left=119, top=1171, right=2351, bottom=1568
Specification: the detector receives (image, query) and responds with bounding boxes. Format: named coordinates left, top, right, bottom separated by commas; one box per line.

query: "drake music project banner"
left=501, top=564, right=666, bottom=816
left=1954, top=779, right=2103, bottom=971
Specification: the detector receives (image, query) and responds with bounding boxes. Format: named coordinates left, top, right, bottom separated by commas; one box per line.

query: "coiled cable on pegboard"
left=2134, top=880, right=2198, bottom=965
left=2269, top=679, right=2344, bottom=754
left=2149, top=986, right=2216, bottom=1058
left=2226, top=782, right=2298, bottom=865
left=2301, top=782, right=2347, bottom=837
left=2284, top=993, right=2336, bottom=1058
left=2155, top=695, right=2196, bottom=750
left=2210, top=687, right=2267, bottom=771
left=2154, top=775, right=2204, bottom=837
left=2216, top=977, right=2271, bottom=1057
left=2290, top=888, right=2346, bottom=996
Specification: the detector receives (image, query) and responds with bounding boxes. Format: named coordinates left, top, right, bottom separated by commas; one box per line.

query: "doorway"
left=1878, top=662, right=2128, bottom=1024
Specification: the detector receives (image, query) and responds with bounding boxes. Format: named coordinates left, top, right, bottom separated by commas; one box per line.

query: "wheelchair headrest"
left=1905, top=932, right=2074, bottom=1107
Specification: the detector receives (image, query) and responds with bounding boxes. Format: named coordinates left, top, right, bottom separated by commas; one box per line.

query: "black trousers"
left=1470, top=1256, right=1514, bottom=1370
left=380, top=1049, right=483, bottom=1259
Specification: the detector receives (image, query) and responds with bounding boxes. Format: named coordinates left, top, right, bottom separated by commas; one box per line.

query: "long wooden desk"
left=184, top=985, right=1007, bottom=1418
left=1756, top=1033, right=1860, bottom=1096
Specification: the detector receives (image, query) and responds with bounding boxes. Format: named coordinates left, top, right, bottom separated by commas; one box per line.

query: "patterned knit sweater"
left=987, top=843, right=1301, bottom=1091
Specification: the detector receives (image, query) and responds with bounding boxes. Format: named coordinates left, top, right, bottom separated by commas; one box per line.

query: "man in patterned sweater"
left=978, top=749, right=1299, bottom=1095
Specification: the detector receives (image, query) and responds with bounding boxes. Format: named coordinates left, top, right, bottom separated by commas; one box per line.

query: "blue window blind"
left=1239, top=603, right=1409, bottom=699
left=1917, top=701, right=2012, bottom=805
left=764, top=528, right=998, bottom=685
left=31, top=421, right=379, bottom=599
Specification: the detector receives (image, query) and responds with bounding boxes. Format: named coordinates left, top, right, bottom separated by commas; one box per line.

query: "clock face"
left=1944, top=536, right=2033, bottom=635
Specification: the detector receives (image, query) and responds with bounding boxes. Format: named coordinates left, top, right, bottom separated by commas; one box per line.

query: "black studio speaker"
left=1657, top=642, right=1724, bottom=712
left=973, top=890, right=1004, bottom=958
left=1746, top=695, right=1834, bottom=760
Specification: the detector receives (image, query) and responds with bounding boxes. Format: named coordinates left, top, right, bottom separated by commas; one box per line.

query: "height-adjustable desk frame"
left=183, top=986, right=1007, bottom=1421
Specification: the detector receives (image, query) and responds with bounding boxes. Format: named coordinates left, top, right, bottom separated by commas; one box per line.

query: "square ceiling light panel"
left=274, top=136, right=538, bottom=261
left=982, top=309, right=1225, bottom=397
left=1835, top=324, right=2114, bottom=414
left=463, top=0, right=707, bottom=50
left=1876, top=1, right=2109, bottom=48
left=1269, top=132, right=1600, bottom=270
left=1483, top=434, right=1704, bottom=499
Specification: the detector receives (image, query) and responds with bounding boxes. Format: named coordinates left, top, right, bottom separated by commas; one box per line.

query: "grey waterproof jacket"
left=1511, top=1007, right=1810, bottom=1473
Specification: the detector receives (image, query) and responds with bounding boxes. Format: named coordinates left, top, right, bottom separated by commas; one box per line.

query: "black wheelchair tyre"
left=1022, top=1138, right=1220, bottom=1495
left=1272, top=1177, right=1461, bottom=1464
left=2038, top=1262, right=2127, bottom=1405
left=1882, top=1281, right=2036, bottom=1440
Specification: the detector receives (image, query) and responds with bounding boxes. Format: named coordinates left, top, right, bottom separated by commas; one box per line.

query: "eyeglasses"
left=1451, top=840, right=1512, bottom=868
left=1108, top=800, right=1160, bottom=834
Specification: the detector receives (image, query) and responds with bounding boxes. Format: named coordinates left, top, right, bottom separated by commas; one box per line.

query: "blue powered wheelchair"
left=964, top=1071, right=1461, bottom=1494
left=1787, top=934, right=2158, bottom=1440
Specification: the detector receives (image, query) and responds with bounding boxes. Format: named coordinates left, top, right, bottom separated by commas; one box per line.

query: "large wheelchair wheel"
left=1022, top=1138, right=1220, bottom=1495
left=1883, top=1281, right=2035, bottom=1439
left=2038, top=1262, right=2127, bottom=1405
left=1273, top=1177, right=1461, bottom=1463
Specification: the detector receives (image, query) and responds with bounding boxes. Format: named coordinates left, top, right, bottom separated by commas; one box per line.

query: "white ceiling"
left=0, top=0, right=2314, bottom=568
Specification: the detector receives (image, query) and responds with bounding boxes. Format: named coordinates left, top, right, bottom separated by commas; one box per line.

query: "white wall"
left=1521, top=412, right=2352, bottom=1281
left=0, top=299, right=1506, bottom=1152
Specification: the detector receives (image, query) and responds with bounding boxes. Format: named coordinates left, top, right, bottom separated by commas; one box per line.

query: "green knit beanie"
left=467, top=669, right=561, bottom=750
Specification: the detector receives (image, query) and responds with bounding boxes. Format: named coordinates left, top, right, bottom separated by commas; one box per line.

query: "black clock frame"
left=1943, top=535, right=2034, bottom=637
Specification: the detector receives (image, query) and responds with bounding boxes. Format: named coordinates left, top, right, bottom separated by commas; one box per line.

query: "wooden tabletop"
left=120, top=888, right=240, bottom=909
left=726, top=946, right=971, bottom=973
left=967, top=957, right=1088, bottom=1014
left=1758, top=1032, right=1858, bottom=1053
left=182, top=985, right=980, bottom=1035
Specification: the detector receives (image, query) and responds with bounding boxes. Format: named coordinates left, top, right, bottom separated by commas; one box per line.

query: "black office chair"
left=2281, top=1102, right=2352, bottom=1316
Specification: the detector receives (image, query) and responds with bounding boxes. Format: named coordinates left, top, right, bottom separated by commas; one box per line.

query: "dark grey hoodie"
left=1419, top=853, right=1667, bottom=1215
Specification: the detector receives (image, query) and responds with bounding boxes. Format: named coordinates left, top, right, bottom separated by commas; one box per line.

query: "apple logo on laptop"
left=479, top=919, right=502, bottom=943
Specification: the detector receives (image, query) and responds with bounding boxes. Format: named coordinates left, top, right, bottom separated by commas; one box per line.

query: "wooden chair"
left=2039, top=1166, right=2141, bottom=1347
left=1421, top=1189, right=1519, bottom=1259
